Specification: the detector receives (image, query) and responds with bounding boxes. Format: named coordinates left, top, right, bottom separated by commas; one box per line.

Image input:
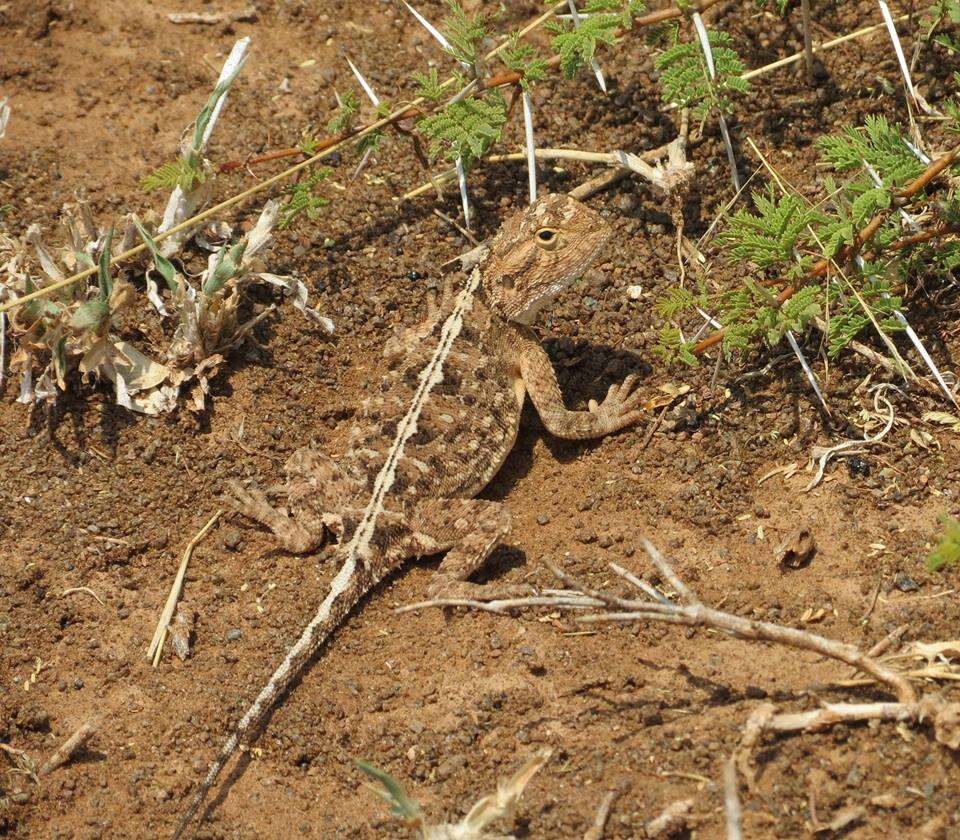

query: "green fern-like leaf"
left=142, top=159, right=204, bottom=192
left=550, top=13, right=620, bottom=79
left=654, top=30, right=748, bottom=120
left=654, top=325, right=699, bottom=366
left=825, top=274, right=904, bottom=357
left=501, top=34, right=548, bottom=90
left=279, top=168, right=332, bottom=230
left=654, top=286, right=698, bottom=318
left=413, top=67, right=446, bottom=101
left=818, top=115, right=925, bottom=188
left=584, top=0, right=647, bottom=26
left=417, top=90, right=507, bottom=167
left=441, top=0, right=490, bottom=66
left=719, top=187, right=818, bottom=271
left=328, top=90, right=360, bottom=134
left=779, top=284, right=821, bottom=334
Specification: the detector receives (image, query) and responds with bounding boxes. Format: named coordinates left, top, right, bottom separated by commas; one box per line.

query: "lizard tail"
left=171, top=562, right=369, bottom=839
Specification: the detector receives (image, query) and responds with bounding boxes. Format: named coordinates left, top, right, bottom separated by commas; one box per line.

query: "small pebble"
left=221, top=528, right=242, bottom=551
left=226, top=628, right=242, bottom=642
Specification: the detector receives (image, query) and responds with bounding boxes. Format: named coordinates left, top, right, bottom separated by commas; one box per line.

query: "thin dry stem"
left=62, top=586, right=105, bottom=606
left=147, top=509, right=223, bottom=666
left=583, top=790, right=618, bottom=840
left=39, top=716, right=102, bottom=776
left=723, top=759, right=743, bottom=840
left=640, top=539, right=700, bottom=605
left=800, top=0, right=815, bottom=83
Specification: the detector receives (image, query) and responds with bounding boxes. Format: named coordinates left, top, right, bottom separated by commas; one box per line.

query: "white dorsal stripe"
left=238, top=266, right=481, bottom=722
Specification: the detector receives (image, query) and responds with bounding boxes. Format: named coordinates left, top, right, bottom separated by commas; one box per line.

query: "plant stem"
left=800, top=0, right=815, bottom=83
left=692, top=143, right=960, bottom=355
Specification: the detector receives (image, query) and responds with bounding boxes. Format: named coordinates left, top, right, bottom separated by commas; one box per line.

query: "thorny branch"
left=400, top=538, right=960, bottom=820
left=693, top=143, right=960, bottom=356
left=215, top=0, right=724, bottom=176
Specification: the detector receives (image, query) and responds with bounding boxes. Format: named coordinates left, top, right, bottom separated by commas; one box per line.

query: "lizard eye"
left=535, top=227, right=560, bottom=250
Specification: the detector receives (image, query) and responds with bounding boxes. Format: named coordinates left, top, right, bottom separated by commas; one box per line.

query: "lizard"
left=171, top=193, right=647, bottom=838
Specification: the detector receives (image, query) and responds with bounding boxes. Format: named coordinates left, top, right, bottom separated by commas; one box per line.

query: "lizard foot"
left=225, top=479, right=325, bottom=554
left=588, top=373, right=646, bottom=431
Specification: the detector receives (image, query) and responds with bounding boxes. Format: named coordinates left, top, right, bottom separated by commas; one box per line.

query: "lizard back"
left=343, top=288, right=522, bottom=508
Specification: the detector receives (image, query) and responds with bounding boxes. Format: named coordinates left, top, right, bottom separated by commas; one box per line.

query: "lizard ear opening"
left=534, top=227, right=560, bottom=250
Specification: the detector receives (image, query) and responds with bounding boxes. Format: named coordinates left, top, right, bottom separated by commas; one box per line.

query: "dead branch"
left=38, top=715, right=102, bottom=776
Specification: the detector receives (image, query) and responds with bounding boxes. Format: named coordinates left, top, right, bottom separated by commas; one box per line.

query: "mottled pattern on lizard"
left=172, top=194, right=646, bottom=838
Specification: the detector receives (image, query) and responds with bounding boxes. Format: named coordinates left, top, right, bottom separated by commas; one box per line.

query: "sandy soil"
left=1, top=1, right=959, bottom=838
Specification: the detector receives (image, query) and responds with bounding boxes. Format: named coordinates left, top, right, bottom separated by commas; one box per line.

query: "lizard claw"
left=225, top=479, right=273, bottom=516
left=594, top=373, right=646, bottom=430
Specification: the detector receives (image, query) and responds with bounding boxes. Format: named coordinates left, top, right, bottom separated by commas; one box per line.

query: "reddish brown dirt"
left=2, top=1, right=960, bottom=838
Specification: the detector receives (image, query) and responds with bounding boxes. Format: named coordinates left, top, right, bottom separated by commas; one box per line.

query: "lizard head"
left=481, top=193, right=612, bottom=325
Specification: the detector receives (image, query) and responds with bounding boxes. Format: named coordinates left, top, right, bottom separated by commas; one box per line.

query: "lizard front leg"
left=412, top=498, right=532, bottom=600
left=518, top=336, right=645, bottom=440
left=225, top=480, right=327, bottom=553
left=382, top=274, right=457, bottom=365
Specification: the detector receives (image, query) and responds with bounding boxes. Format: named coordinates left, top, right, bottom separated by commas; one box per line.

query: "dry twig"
left=147, top=509, right=223, bottom=666
left=39, top=716, right=102, bottom=776
left=61, top=586, right=105, bottom=606
left=723, top=759, right=743, bottom=840
left=583, top=789, right=618, bottom=840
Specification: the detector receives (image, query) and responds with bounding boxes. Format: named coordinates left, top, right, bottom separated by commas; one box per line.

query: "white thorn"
left=346, top=58, right=380, bottom=107
left=903, top=138, right=932, bottom=165
left=785, top=330, right=829, bottom=410
left=402, top=1, right=471, bottom=70
left=696, top=307, right=723, bottom=329
left=854, top=254, right=957, bottom=405
left=566, top=1, right=607, bottom=92
left=456, top=157, right=471, bottom=230
left=522, top=90, right=537, bottom=205
left=692, top=13, right=740, bottom=191
left=878, top=0, right=934, bottom=114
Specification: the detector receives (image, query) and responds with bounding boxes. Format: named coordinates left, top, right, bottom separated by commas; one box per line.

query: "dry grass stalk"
left=38, top=715, right=102, bottom=776
left=61, top=586, right=105, bottom=606
left=147, top=509, right=223, bottom=666
left=583, top=790, right=618, bottom=840
left=723, top=759, right=742, bottom=840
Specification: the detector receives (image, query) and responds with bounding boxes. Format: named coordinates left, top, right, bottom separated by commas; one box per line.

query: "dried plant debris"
left=774, top=526, right=817, bottom=569
left=3, top=198, right=331, bottom=415
left=358, top=747, right=552, bottom=839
